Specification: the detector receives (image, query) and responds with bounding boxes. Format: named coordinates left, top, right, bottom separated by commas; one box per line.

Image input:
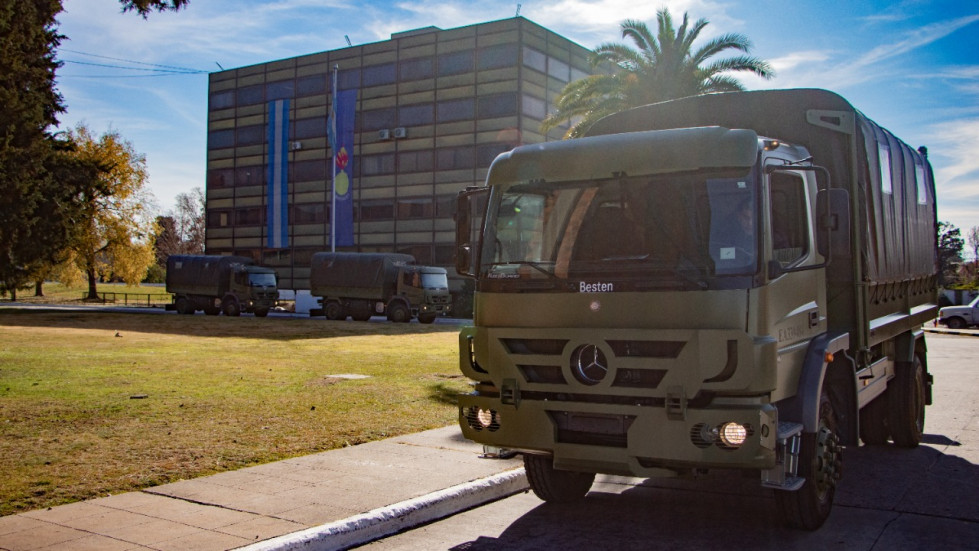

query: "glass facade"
left=205, top=17, right=594, bottom=291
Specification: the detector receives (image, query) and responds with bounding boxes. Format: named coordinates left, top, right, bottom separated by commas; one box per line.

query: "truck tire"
left=945, top=317, right=966, bottom=329
left=418, top=313, right=437, bottom=324
left=222, top=297, right=241, bottom=317
left=888, top=353, right=926, bottom=448
left=175, top=297, right=194, bottom=315
left=387, top=302, right=410, bottom=323
left=524, top=454, right=594, bottom=503
left=775, top=386, right=842, bottom=530
left=859, top=393, right=890, bottom=445
left=324, top=301, right=344, bottom=320
left=254, top=308, right=269, bottom=317
left=203, top=302, right=220, bottom=316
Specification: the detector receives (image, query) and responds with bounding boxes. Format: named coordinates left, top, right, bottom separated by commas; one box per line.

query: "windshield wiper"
left=487, top=261, right=557, bottom=279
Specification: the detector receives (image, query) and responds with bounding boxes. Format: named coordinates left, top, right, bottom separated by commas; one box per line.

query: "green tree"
left=938, top=221, right=964, bottom=287
left=63, top=125, right=157, bottom=298
left=121, top=0, right=190, bottom=17
left=1, top=0, right=186, bottom=300
left=542, top=9, right=774, bottom=138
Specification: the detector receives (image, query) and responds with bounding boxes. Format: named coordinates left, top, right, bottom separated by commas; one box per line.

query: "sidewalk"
left=0, top=427, right=526, bottom=551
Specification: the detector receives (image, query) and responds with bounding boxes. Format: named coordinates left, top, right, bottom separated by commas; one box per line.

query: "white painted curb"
left=237, top=468, right=528, bottom=551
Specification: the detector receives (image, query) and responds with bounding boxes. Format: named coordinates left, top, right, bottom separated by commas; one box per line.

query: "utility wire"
left=58, top=48, right=208, bottom=75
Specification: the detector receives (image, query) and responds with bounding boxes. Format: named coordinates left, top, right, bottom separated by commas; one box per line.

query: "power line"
left=58, top=48, right=208, bottom=74
left=62, top=59, right=206, bottom=74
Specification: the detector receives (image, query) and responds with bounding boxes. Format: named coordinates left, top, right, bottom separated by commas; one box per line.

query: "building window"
left=235, top=166, right=264, bottom=187
left=294, top=116, right=326, bottom=139
left=522, top=46, right=547, bottom=73
left=338, top=68, right=361, bottom=89
left=435, top=195, right=456, bottom=218
left=237, top=84, right=264, bottom=106
left=397, top=197, right=434, bottom=219
left=361, top=153, right=396, bottom=176
left=363, top=63, right=397, bottom=87
left=434, top=244, right=455, bottom=265
left=399, top=103, right=434, bottom=126
left=297, top=73, right=327, bottom=96
left=207, top=168, right=233, bottom=189
left=548, top=57, right=570, bottom=82
left=478, top=43, right=518, bottom=70
left=266, top=80, right=295, bottom=101
left=478, top=92, right=517, bottom=119
left=400, top=57, right=434, bottom=81
left=359, top=200, right=395, bottom=221
left=236, top=124, right=265, bottom=147
left=208, top=129, right=234, bottom=150
left=362, top=107, right=397, bottom=131
left=438, top=50, right=474, bottom=76
left=437, top=97, right=474, bottom=123
left=477, top=143, right=510, bottom=167
left=209, top=90, right=235, bottom=110
left=292, top=159, right=326, bottom=182
left=398, top=150, right=434, bottom=173
left=292, top=203, right=325, bottom=224
left=207, top=210, right=230, bottom=227
left=522, top=94, right=547, bottom=120
left=236, top=207, right=264, bottom=226
left=437, top=146, right=475, bottom=170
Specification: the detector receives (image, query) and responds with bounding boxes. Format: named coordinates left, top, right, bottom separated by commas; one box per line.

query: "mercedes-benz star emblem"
left=571, top=344, right=608, bottom=385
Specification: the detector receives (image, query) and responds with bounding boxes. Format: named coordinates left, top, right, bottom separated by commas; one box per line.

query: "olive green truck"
left=454, top=89, right=938, bottom=529
left=309, top=252, right=451, bottom=323
left=166, top=255, right=278, bottom=317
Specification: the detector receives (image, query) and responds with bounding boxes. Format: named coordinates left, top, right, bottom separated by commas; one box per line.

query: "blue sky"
left=55, top=0, right=979, bottom=246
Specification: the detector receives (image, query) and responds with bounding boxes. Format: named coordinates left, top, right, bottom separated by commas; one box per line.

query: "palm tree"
left=542, top=9, right=775, bottom=138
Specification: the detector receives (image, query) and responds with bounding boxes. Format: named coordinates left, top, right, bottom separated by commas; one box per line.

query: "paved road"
left=363, top=333, right=979, bottom=550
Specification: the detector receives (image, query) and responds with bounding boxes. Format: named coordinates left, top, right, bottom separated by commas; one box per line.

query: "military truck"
left=454, top=89, right=938, bottom=530
left=309, top=252, right=451, bottom=323
left=166, top=255, right=278, bottom=317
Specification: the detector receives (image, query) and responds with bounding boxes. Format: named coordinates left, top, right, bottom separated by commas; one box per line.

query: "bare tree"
left=171, top=187, right=205, bottom=255
left=968, top=226, right=979, bottom=283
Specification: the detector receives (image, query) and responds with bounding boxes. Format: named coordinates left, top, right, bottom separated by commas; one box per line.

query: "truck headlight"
left=719, top=422, right=748, bottom=447
left=465, top=406, right=500, bottom=432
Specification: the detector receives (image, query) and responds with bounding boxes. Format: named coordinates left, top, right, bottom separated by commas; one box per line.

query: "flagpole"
left=330, top=65, right=338, bottom=252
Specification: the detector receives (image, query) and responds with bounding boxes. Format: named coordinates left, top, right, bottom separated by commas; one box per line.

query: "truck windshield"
left=480, top=171, right=759, bottom=290
left=421, top=273, right=448, bottom=289
left=249, top=273, right=276, bottom=287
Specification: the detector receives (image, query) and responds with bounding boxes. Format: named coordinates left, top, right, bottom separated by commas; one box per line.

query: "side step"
left=761, top=422, right=804, bottom=491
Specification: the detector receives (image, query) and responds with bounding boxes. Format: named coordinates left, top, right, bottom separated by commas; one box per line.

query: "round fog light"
left=477, top=408, right=495, bottom=428
left=719, top=422, right=748, bottom=447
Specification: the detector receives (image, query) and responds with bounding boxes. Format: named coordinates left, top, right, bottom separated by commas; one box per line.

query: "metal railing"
left=82, top=292, right=172, bottom=307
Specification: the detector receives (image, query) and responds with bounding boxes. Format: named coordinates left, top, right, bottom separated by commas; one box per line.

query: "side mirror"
left=454, top=187, right=489, bottom=278
left=816, top=188, right=850, bottom=260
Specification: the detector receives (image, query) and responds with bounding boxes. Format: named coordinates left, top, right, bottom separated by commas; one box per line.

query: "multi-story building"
left=204, top=17, right=594, bottom=299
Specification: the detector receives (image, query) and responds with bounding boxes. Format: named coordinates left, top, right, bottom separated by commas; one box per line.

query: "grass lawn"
left=0, top=308, right=469, bottom=516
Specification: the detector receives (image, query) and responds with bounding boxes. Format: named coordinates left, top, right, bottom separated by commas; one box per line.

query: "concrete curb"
left=924, top=327, right=979, bottom=337
left=238, top=468, right=528, bottom=551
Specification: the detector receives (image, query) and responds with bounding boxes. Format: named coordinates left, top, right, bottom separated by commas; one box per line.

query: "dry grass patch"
left=0, top=309, right=469, bottom=516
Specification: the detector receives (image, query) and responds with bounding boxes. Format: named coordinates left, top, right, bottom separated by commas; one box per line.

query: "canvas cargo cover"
left=309, top=252, right=415, bottom=298
left=585, top=88, right=938, bottom=286
left=166, top=255, right=253, bottom=296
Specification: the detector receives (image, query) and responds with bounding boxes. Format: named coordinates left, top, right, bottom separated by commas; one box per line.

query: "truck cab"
left=397, top=265, right=452, bottom=323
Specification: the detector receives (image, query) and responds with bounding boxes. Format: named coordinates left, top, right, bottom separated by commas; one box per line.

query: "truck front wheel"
left=222, top=297, right=241, bottom=317
left=775, top=387, right=842, bottom=530
left=418, top=313, right=437, bottom=324
left=888, top=353, right=926, bottom=448
left=524, top=454, right=594, bottom=503
left=254, top=308, right=269, bottom=317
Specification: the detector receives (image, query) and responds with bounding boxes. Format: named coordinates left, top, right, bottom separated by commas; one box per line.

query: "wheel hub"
left=813, top=426, right=842, bottom=496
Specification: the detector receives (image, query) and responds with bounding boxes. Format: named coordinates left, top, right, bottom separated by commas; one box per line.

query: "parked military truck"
left=309, top=252, right=451, bottom=323
left=454, top=89, right=938, bottom=530
left=166, top=255, right=278, bottom=317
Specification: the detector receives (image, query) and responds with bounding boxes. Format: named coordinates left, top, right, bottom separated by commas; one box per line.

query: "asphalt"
left=0, top=427, right=526, bottom=551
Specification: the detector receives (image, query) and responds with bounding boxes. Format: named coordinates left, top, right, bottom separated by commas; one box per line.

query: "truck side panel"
left=166, top=255, right=251, bottom=297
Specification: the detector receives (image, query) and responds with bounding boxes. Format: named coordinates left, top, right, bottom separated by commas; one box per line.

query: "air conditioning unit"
left=393, top=127, right=407, bottom=139
left=378, top=129, right=391, bottom=140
